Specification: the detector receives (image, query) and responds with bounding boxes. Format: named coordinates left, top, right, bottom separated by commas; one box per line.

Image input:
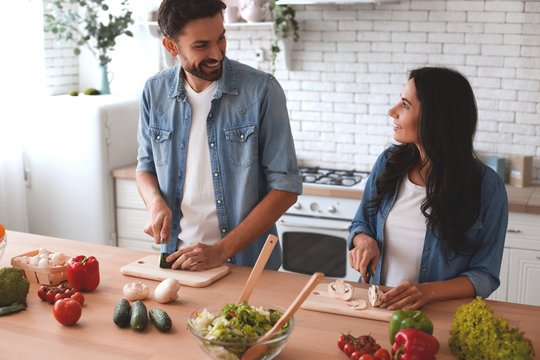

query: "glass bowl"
left=0, top=233, right=6, bottom=261
left=187, top=305, right=294, bottom=360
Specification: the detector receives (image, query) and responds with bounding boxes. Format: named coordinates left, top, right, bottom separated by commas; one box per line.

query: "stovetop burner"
left=299, top=167, right=369, bottom=187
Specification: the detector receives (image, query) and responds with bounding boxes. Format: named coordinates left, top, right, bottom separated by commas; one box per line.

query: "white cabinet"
left=489, top=212, right=540, bottom=305
left=115, top=178, right=161, bottom=253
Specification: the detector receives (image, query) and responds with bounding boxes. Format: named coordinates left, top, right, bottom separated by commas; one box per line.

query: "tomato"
left=373, top=349, right=390, bottom=360
left=343, top=343, right=356, bottom=358
left=46, top=288, right=61, bottom=304
left=38, top=286, right=49, bottom=301
left=70, top=292, right=85, bottom=306
left=54, top=291, right=71, bottom=303
left=338, top=334, right=347, bottom=351
left=359, top=355, right=376, bottom=360
left=351, top=349, right=367, bottom=360
left=53, top=298, right=82, bottom=326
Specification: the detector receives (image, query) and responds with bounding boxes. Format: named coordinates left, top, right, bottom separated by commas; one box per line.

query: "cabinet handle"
left=507, top=228, right=521, bottom=233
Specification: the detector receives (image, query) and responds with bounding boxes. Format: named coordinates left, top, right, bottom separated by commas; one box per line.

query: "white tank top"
left=178, top=80, right=221, bottom=248
left=381, top=174, right=428, bottom=287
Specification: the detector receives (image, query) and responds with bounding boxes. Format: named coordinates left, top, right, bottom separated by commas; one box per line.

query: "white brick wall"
left=44, top=0, right=540, bottom=182
left=227, top=0, right=540, bottom=182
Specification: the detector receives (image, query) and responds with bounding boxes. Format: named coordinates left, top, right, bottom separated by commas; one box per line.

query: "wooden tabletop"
left=113, top=164, right=540, bottom=213
left=2, top=231, right=538, bottom=360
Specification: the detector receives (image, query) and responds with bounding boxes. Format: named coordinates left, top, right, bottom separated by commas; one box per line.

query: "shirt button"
left=421, top=267, right=427, bottom=272
left=221, top=228, right=227, bottom=233
left=181, top=144, right=185, bottom=149
left=178, top=171, right=182, bottom=177
left=217, top=199, right=222, bottom=204
left=214, top=172, right=219, bottom=177
left=209, top=113, right=213, bottom=118
left=156, top=135, right=160, bottom=140
left=210, top=143, right=215, bottom=147
left=240, top=134, right=245, bottom=139
left=185, top=115, right=189, bottom=119
left=425, top=247, right=430, bottom=251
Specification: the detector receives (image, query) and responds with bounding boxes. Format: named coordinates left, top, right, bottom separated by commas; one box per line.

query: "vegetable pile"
left=449, top=297, right=535, bottom=360
left=38, top=282, right=85, bottom=306
left=0, top=267, right=29, bottom=316
left=337, top=333, right=390, bottom=360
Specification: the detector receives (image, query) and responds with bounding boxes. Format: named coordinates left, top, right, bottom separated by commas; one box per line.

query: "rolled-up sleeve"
left=460, top=168, right=508, bottom=298
left=136, top=84, right=156, bottom=175
left=259, top=76, right=302, bottom=195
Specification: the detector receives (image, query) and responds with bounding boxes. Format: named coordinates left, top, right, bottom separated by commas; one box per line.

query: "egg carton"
left=11, top=250, right=69, bottom=285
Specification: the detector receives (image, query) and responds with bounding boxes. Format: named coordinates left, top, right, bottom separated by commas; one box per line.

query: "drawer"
left=116, top=178, right=146, bottom=209
left=506, top=212, right=540, bottom=251
left=507, top=248, right=540, bottom=306
left=117, top=237, right=161, bottom=253
left=117, top=208, right=148, bottom=241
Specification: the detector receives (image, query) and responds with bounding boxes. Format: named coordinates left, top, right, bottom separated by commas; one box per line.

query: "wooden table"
left=1, top=231, right=539, bottom=359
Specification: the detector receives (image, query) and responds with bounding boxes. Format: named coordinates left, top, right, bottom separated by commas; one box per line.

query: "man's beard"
left=179, top=53, right=224, bottom=82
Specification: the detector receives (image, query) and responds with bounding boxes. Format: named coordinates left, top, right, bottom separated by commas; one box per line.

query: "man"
left=136, top=0, right=301, bottom=271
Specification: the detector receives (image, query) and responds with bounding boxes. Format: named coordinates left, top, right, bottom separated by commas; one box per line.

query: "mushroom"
left=154, top=278, right=181, bottom=304
left=347, top=299, right=367, bottom=310
left=368, top=285, right=384, bottom=307
left=123, top=281, right=150, bottom=301
left=327, top=280, right=353, bottom=300
left=50, top=252, right=68, bottom=266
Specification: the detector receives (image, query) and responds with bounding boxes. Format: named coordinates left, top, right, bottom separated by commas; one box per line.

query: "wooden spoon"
left=236, top=234, right=278, bottom=304
left=240, top=272, right=325, bottom=360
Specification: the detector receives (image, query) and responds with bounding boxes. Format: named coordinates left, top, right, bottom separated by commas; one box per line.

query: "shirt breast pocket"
left=148, top=126, right=172, bottom=166
left=224, top=124, right=257, bottom=167
left=466, top=218, right=483, bottom=243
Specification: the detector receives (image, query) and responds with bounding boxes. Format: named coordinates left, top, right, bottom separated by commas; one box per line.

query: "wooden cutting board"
left=300, top=283, right=393, bottom=322
left=120, top=255, right=229, bottom=287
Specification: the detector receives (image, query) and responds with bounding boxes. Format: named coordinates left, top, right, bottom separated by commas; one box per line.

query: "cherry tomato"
left=359, top=355, right=376, bottom=360
left=46, top=288, right=61, bottom=304
left=38, top=286, right=49, bottom=301
left=53, top=298, right=82, bottom=326
left=351, top=349, right=367, bottom=360
left=338, top=334, right=347, bottom=351
left=373, top=349, right=390, bottom=360
left=54, top=291, right=71, bottom=303
left=70, top=292, right=85, bottom=306
left=344, top=343, right=355, bottom=358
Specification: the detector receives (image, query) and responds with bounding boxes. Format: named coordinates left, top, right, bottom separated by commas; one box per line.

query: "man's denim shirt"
left=136, top=57, right=302, bottom=270
left=348, top=146, right=508, bottom=298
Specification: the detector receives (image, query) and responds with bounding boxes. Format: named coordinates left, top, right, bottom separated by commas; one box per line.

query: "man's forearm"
left=136, top=171, right=164, bottom=209
left=216, top=189, right=298, bottom=260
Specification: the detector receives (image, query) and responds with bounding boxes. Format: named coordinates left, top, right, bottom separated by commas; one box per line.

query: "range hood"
left=276, top=0, right=398, bottom=4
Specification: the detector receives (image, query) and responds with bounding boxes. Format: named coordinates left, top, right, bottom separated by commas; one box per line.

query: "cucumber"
left=130, top=300, right=148, bottom=331
left=159, top=252, right=173, bottom=269
left=113, top=299, right=131, bottom=328
left=149, top=307, right=172, bottom=333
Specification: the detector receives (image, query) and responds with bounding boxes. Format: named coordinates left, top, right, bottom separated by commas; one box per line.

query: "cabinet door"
left=487, top=248, right=509, bottom=302
left=507, top=249, right=540, bottom=306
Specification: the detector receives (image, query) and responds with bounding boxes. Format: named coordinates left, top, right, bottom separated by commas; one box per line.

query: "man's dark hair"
left=158, top=0, right=226, bottom=39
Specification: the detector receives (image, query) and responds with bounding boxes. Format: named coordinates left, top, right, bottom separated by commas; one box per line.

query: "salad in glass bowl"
left=187, top=301, right=294, bottom=360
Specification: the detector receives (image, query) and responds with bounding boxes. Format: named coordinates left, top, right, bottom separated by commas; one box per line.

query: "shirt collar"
left=168, top=56, right=239, bottom=100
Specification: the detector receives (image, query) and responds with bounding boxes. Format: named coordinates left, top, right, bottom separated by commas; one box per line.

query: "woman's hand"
left=348, top=233, right=380, bottom=283
left=380, top=281, right=432, bottom=310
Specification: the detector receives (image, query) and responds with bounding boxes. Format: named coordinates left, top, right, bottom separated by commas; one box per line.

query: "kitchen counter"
left=2, top=231, right=539, bottom=359
left=113, top=164, right=540, bottom=214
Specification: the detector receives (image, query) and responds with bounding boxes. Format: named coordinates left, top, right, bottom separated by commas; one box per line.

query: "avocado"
left=149, top=307, right=172, bottom=332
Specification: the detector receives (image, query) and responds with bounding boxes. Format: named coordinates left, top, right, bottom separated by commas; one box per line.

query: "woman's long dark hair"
left=369, top=67, right=482, bottom=259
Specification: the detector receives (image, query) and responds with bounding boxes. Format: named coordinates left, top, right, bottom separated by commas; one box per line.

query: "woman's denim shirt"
left=348, top=146, right=508, bottom=298
left=136, top=57, right=302, bottom=270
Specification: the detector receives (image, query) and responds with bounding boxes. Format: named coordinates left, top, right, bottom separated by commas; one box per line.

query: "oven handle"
left=278, top=219, right=350, bottom=232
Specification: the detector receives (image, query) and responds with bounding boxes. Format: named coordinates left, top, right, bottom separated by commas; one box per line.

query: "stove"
left=299, top=167, right=369, bottom=188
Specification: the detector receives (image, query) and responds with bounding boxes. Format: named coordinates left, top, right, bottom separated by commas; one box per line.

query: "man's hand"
left=144, top=197, right=172, bottom=244
left=166, top=242, right=225, bottom=271
left=348, top=233, right=379, bottom=283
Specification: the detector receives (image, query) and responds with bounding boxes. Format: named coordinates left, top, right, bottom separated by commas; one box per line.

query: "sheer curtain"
left=0, top=0, right=45, bottom=231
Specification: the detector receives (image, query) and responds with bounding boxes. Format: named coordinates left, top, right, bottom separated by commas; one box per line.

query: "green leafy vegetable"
left=449, top=297, right=535, bottom=360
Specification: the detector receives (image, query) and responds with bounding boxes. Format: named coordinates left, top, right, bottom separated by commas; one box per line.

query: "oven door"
left=276, top=214, right=360, bottom=282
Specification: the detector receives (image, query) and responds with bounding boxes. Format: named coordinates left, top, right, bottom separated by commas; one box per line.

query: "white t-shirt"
left=381, top=174, right=428, bottom=287
left=178, top=80, right=221, bottom=248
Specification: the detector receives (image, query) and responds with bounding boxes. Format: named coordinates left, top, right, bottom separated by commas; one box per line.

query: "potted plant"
left=43, top=0, right=134, bottom=94
left=270, top=0, right=299, bottom=73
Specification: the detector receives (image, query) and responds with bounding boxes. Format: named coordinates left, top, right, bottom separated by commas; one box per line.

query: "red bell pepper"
left=392, top=328, right=439, bottom=360
left=67, top=255, right=100, bottom=292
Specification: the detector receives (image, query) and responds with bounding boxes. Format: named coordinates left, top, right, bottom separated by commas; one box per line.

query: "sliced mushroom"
left=328, top=280, right=353, bottom=300
left=347, top=299, right=367, bottom=310
left=368, top=285, right=384, bottom=307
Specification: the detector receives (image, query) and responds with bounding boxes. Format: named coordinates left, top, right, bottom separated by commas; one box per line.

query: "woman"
left=348, top=67, right=508, bottom=310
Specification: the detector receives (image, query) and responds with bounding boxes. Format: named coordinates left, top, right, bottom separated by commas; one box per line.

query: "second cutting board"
left=120, top=255, right=229, bottom=287
left=300, top=283, right=393, bottom=321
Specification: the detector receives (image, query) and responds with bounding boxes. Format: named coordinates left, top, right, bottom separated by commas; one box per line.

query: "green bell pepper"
left=389, top=309, right=434, bottom=344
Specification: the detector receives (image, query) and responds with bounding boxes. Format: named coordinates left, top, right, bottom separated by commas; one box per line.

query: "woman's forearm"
left=422, top=276, right=476, bottom=302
